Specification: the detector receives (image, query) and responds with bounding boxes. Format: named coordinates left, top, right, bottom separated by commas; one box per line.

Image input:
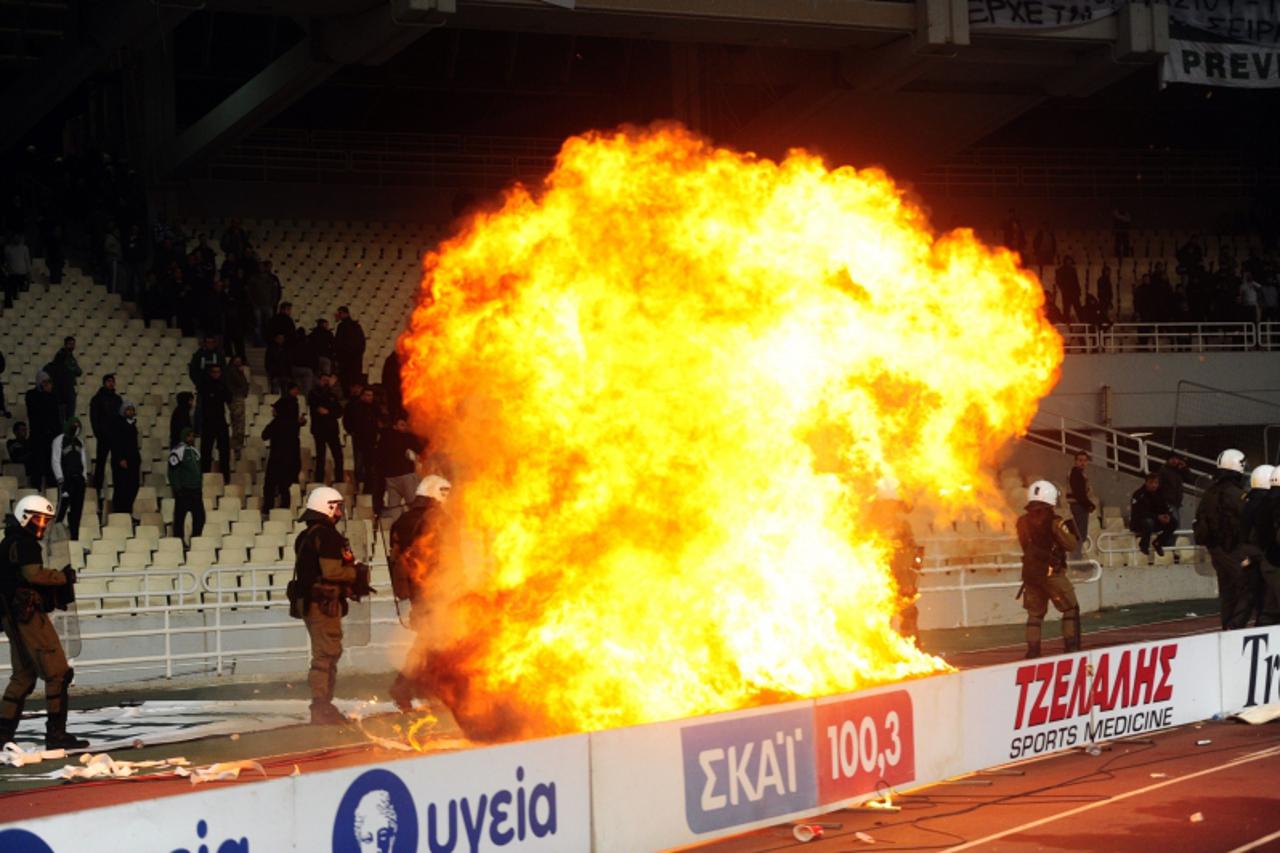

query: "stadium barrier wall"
left=5, top=626, right=1278, bottom=852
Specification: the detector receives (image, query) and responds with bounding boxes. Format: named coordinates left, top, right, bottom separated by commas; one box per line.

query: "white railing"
left=1027, top=409, right=1217, bottom=494
left=0, top=564, right=409, bottom=682
left=1098, top=322, right=1257, bottom=352
left=1262, top=322, right=1280, bottom=350
left=1053, top=324, right=1099, bottom=354
left=1094, top=528, right=1213, bottom=576
left=921, top=560, right=1102, bottom=626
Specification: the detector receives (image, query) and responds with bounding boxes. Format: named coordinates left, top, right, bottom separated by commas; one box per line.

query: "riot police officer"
left=1016, top=480, right=1081, bottom=659
left=388, top=475, right=451, bottom=712
left=868, top=479, right=922, bottom=641
left=1195, top=449, right=1251, bottom=629
left=0, top=495, right=89, bottom=749
left=289, top=486, right=372, bottom=725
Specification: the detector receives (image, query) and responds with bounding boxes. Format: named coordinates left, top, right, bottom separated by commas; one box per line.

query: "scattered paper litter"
left=174, top=759, right=267, bottom=786
left=855, top=831, right=876, bottom=844
left=1150, top=772, right=1168, bottom=779
left=0, top=743, right=66, bottom=767
left=1196, top=739, right=1212, bottom=746
left=58, top=753, right=191, bottom=780
left=1232, top=703, right=1280, bottom=725
left=1190, top=812, right=1204, bottom=823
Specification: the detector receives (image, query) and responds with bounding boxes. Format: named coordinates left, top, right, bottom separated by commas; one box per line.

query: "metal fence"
left=1053, top=322, right=1261, bottom=354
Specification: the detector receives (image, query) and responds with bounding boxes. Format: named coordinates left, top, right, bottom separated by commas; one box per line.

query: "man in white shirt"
left=3, top=232, right=32, bottom=309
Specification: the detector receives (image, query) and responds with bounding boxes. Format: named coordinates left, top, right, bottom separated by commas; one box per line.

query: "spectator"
left=1240, top=269, right=1263, bottom=323
left=110, top=399, right=141, bottom=519
left=224, top=285, right=250, bottom=362
left=1055, top=255, right=1081, bottom=323
left=1002, top=209, right=1025, bottom=256
left=261, top=386, right=305, bottom=512
left=1032, top=223, right=1056, bottom=268
left=265, top=332, right=292, bottom=395
left=343, top=385, right=379, bottom=494
left=308, top=372, right=344, bottom=484
left=378, top=415, right=420, bottom=512
left=89, top=374, right=121, bottom=491
left=47, top=336, right=82, bottom=421
left=266, top=301, right=296, bottom=342
left=1130, top=471, right=1176, bottom=556
left=7, top=422, right=32, bottom=485
left=198, top=364, right=232, bottom=475
left=220, top=218, right=250, bottom=258
left=187, top=335, right=226, bottom=390
left=122, top=223, right=146, bottom=301
left=310, top=319, right=336, bottom=375
left=225, top=356, right=249, bottom=462
left=1066, top=451, right=1095, bottom=559
left=3, top=231, right=32, bottom=308
left=42, top=220, right=64, bottom=285
left=168, top=427, right=204, bottom=545
left=382, top=351, right=403, bottom=417
left=24, top=372, right=60, bottom=490
left=1158, top=452, right=1188, bottom=525
left=199, top=279, right=229, bottom=341
left=1096, top=265, right=1114, bottom=320
left=169, top=391, right=194, bottom=447
left=334, top=306, right=366, bottom=391
left=51, top=416, right=87, bottom=540
left=288, top=327, right=318, bottom=396
left=262, top=260, right=282, bottom=310
left=246, top=263, right=275, bottom=345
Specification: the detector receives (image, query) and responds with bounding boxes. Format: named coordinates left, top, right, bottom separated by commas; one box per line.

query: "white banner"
left=1163, top=38, right=1280, bottom=86
left=1170, top=0, right=1280, bottom=46
left=969, top=0, right=1123, bottom=29
left=1219, top=626, right=1280, bottom=713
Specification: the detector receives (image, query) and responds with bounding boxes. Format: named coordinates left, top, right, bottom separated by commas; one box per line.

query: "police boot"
left=389, top=675, right=415, bottom=713
left=0, top=712, right=19, bottom=747
left=310, top=701, right=348, bottom=726
left=45, top=711, right=90, bottom=751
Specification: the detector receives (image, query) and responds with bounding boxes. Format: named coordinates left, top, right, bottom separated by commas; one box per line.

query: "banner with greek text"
left=1169, top=0, right=1280, bottom=46
left=1163, top=38, right=1280, bottom=86
left=969, top=0, right=1123, bottom=29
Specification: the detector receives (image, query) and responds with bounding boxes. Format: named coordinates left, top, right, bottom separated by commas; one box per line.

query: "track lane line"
left=938, top=744, right=1280, bottom=852
left=1227, top=827, right=1280, bottom=853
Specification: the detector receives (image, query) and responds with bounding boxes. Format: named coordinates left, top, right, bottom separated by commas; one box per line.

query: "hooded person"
left=89, top=374, right=121, bottom=491
left=388, top=475, right=453, bottom=711
left=109, top=399, right=141, bottom=519
left=168, top=426, right=204, bottom=544
left=261, top=386, right=305, bottom=512
left=169, top=390, right=194, bottom=448
left=23, top=371, right=60, bottom=490
left=50, top=416, right=87, bottom=540
left=1015, top=480, right=1081, bottom=659
left=0, top=495, right=89, bottom=749
left=288, top=486, right=372, bottom=724
left=1194, top=450, right=1252, bottom=629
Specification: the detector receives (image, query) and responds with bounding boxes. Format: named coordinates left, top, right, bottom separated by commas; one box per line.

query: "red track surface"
left=7, top=611, right=1266, bottom=851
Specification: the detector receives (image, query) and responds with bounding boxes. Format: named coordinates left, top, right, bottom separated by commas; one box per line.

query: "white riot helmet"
left=1251, top=465, right=1276, bottom=490
left=14, top=494, right=55, bottom=538
left=305, top=486, right=345, bottom=521
left=1027, top=480, right=1059, bottom=507
left=416, top=474, right=452, bottom=503
left=1217, top=449, right=1246, bottom=473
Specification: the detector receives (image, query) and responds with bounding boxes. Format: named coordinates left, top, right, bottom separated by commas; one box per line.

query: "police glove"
left=350, top=562, right=376, bottom=600
left=62, top=566, right=77, bottom=585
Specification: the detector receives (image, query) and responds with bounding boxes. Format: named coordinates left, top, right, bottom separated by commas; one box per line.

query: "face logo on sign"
left=0, top=829, right=55, bottom=853
left=333, top=769, right=419, bottom=853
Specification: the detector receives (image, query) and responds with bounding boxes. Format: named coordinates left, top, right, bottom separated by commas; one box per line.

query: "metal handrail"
left=920, top=560, right=1102, bottom=626
left=1098, top=322, right=1257, bottom=353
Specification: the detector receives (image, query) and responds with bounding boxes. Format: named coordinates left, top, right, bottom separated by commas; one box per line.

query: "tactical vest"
left=1017, top=509, right=1066, bottom=583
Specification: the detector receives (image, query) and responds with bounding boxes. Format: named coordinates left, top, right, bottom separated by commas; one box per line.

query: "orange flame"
left=399, top=125, right=1061, bottom=740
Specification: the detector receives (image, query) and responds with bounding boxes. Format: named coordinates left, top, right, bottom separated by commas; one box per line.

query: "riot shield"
left=345, top=596, right=371, bottom=647
left=52, top=602, right=81, bottom=659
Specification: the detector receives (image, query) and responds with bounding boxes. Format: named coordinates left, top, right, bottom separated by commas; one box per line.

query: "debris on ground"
left=1232, top=703, right=1280, bottom=725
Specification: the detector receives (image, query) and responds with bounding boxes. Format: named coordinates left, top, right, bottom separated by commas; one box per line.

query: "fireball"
left=400, top=124, right=1061, bottom=740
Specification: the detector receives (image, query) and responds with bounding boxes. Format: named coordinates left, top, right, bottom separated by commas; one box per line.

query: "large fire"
left=399, top=124, right=1061, bottom=741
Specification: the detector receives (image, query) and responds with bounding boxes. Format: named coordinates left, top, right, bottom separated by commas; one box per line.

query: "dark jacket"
left=198, top=377, right=231, bottom=429
left=188, top=347, right=226, bottom=387
left=263, top=396, right=303, bottom=455
left=169, top=392, right=194, bottom=447
left=288, top=331, right=318, bottom=373
left=378, top=427, right=418, bottom=478
left=266, top=311, right=296, bottom=343
left=90, top=386, right=122, bottom=439
left=1158, top=463, right=1185, bottom=515
left=382, top=351, right=402, bottom=415
left=335, top=318, right=366, bottom=366
left=110, top=414, right=141, bottom=467
left=1196, top=471, right=1245, bottom=550
left=265, top=339, right=292, bottom=382
left=24, top=387, right=61, bottom=441
left=343, top=399, right=378, bottom=447
left=1016, top=503, right=1077, bottom=582
left=310, top=326, right=336, bottom=364
left=1067, top=467, right=1094, bottom=510
left=307, top=385, right=343, bottom=437
left=1129, top=487, right=1172, bottom=531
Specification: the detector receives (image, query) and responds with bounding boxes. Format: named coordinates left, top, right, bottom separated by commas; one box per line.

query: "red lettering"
left=1090, top=655, right=1111, bottom=710
left=1049, top=658, right=1073, bottom=722
left=1154, top=644, right=1178, bottom=702
left=1132, top=647, right=1158, bottom=705
left=1029, top=662, right=1054, bottom=727
left=1108, top=651, right=1132, bottom=710
left=1014, top=665, right=1037, bottom=729
left=1068, top=656, right=1092, bottom=717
